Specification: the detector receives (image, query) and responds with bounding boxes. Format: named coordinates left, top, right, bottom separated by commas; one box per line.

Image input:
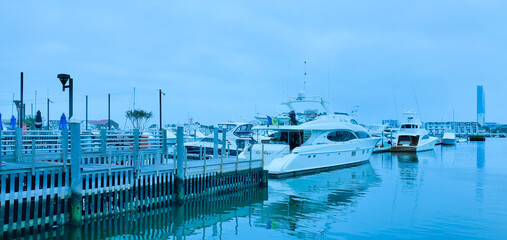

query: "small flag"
left=266, top=115, right=273, bottom=125
left=272, top=117, right=279, bottom=126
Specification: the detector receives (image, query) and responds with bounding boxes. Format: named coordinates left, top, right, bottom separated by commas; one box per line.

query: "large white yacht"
left=255, top=91, right=331, bottom=125
left=184, top=122, right=254, bottom=158
left=241, top=114, right=380, bottom=178
left=391, top=112, right=438, bottom=152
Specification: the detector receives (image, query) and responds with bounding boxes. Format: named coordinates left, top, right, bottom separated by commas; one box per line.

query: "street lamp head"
left=13, top=100, right=21, bottom=108
left=57, top=73, right=71, bottom=91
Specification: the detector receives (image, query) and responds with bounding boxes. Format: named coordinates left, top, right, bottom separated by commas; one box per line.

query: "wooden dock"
left=0, top=124, right=267, bottom=237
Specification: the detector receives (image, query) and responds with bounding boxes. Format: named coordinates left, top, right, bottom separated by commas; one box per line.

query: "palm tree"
left=125, top=109, right=153, bottom=130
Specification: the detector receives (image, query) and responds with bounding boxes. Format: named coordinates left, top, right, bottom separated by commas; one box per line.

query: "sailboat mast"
left=303, top=60, right=307, bottom=91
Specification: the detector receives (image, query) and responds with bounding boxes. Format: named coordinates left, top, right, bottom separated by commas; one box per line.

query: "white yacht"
left=241, top=114, right=380, bottom=178
left=391, top=112, right=438, bottom=152
left=442, top=132, right=457, bottom=145
left=365, top=124, right=397, bottom=153
left=184, top=122, right=254, bottom=158
left=255, top=91, right=331, bottom=125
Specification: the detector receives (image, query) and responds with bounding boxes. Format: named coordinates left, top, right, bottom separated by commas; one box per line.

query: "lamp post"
left=86, top=95, right=88, bottom=130
left=47, top=98, right=53, bottom=130
left=108, top=94, right=111, bottom=130
left=57, top=73, right=73, bottom=120
left=14, top=100, right=21, bottom=127
left=159, top=89, right=165, bottom=129
left=20, top=72, right=24, bottom=128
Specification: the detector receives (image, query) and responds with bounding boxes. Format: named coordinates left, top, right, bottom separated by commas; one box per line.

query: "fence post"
left=236, top=145, right=238, bottom=173
left=184, top=148, right=187, bottom=177
left=162, top=129, right=168, bottom=154
left=62, top=129, right=69, bottom=165
left=31, top=139, right=36, bottom=173
left=175, top=126, right=185, bottom=203
left=15, top=128, right=22, bottom=162
left=133, top=129, right=139, bottom=169
left=0, top=130, right=2, bottom=169
left=203, top=146, right=207, bottom=174
left=213, top=128, right=218, bottom=159
left=222, top=130, right=226, bottom=159
left=221, top=130, right=226, bottom=173
left=100, top=129, right=107, bottom=157
left=69, top=122, right=82, bottom=226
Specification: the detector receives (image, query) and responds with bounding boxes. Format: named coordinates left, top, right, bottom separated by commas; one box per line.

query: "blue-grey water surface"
left=41, top=139, right=507, bottom=239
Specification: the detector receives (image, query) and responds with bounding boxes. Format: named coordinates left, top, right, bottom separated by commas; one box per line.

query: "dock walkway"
left=0, top=124, right=266, bottom=237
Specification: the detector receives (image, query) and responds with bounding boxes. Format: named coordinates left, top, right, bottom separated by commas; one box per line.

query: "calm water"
left=39, top=139, right=507, bottom=239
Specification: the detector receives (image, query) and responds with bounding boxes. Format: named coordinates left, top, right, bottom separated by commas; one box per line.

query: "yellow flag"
left=272, top=117, right=279, bottom=126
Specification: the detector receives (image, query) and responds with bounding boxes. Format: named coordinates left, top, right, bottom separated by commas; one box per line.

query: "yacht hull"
left=268, top=160, right=369, bottom=179
left=391, top=139, right=437, bottom=152
left=266, top=138, right=379, bottom=178
left=441, top=138, right=457, bottom=145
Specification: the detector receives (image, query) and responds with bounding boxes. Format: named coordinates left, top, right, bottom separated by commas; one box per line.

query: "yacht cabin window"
left=233, top=124, right=253, bottom=138
left=401, top=124, right=419, bottom=129
left=354, top=131, right=371, bottom=139
left=218, top=124, right=236, bottom=133
left=350, top=119, right=359, bottom=125
left=327, top=131, right=357, bottom=142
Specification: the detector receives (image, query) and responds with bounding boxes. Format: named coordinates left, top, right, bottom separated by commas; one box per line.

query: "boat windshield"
left=218, top=124, right=236, bottom=132
left=233, top=124, right=253, bottom=138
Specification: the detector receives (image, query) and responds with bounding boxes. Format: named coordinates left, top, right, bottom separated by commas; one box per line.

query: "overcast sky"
left=1, top=1, right=506, bottom=128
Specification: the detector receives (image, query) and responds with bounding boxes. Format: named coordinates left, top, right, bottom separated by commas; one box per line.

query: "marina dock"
left=0, top=123, right=267, bottom=237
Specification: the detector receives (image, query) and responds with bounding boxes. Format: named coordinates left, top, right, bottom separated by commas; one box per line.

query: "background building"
left=477, top=85, right=485, bottom=126
left=382, top=119, right=400, bottom=128
left=425, top=122, right=479, bottom=135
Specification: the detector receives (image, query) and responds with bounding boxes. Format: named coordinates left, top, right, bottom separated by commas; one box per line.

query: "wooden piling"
left=69, top=122, right=82, bottom=226
left=175, top=126, right=185, bottom=204
left=62, top=129, right=69, bottom=164
left=213, top=128, right=218, bottom=159
left=15, top=128, right=22, bottom=162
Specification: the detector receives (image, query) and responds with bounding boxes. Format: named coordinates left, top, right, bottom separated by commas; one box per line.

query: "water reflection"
left=476, top=142, right=486, bottom=202
left=16, top=187, right=268, bottom=240
left=392, top=152, right=420, bottom=191
left=392, top=151, right=434, bottom=192
left=259, top=163, right=380, bottom=238
left=476, top=142, right=485, bottom=169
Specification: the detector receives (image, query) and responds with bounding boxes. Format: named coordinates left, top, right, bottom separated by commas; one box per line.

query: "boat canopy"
left=252, top=116, right=366, bottom=132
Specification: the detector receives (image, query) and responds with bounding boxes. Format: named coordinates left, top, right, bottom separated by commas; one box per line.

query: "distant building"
left=425, top=122, right=479, bottom=135
left=477, top=85, right=485, bottom=126
left=87, top=120, right=120, bottom=130
left=382, top=119, right=400, bottom=128
left=498, top=125, right=507, bottom=133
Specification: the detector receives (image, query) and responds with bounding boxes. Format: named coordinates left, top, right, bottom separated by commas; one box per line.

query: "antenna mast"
left=303, top=60, right=307, bottom=91
left=392, top=86, right=399, bottom=121
left=412, top=84, right=423, bottom=122
left=133, top=87, right=136, bottom=111
left=11, top=93, right=14, bottom=116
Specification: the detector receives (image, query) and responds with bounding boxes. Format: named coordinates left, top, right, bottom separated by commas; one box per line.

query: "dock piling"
left=175, top=126, right=185, bottom=203
left=70, top=122, right=83, bottom=226
left=100, top=129, right=107, bottom=156
left=134, top=129, right=139, bottom=170
left=213, top=128, right=218, bottom=159
left=15, top=128, right=22, bottom=162
left=162, top=129, right=168, bottom=154
left=31, top=139, right=35, bottom=173
left=62, top=128, right=69, bottom=164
